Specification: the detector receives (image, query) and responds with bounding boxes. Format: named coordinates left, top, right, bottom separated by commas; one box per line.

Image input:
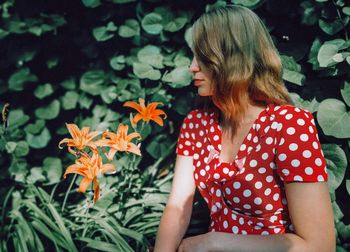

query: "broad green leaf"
left=163, top=17, right=187, bottom=32
left=146, top=135, right=173, bottom=159
left=184, top=27, right=193, bottom=49
left=9, top=158, right=28, bottom=182
left=92, top=26, right=115, bottom=41
left=78, top=94, right=93, bottom=109
left=104, top=109, right=121, bottom=122
left=24, top=119, right=45, bottom=134
left=346, top=180, right=350, bottom=196
left=133, top=62, right=161, bottom=80
left=317, top=98, right=350, bottom=138
left=319, top=17, right=349, bottom=36
left=43, top=157, right=63, bottom=185
left=0, top=28, right=9, bottom=39
left=205, top=0, right=227, bottom=12
left=26, top=127, right=51, bottom=149
left=281, top=55, right=305, bottom=85
left=5, top=141, right=17, bottom=153
left=92, top=105, right=108, bottom=118
left=289, top=93, right=319, bottom=113
left=60, top=78, right=76, bottom=90
left=82, top=0, right=101, bottom=8
left=47, top=58, right=59, bottom=69
left=106, top=21, right=117, bottom=31
left=27, top=167, right=46, bottom=184
left=101, top=86, right=117, bottom=104
left=8, top=68, right=38, bottom=91
left=137, top=45, right=163, bottom=68
left=80, top=70, right=105, bottom=95
left=34, top=83, right=54, bottom=99
left=336, top=221, right=350, bottom=240
left=318, top=43, right=339, bottom=67
left=332, top=201, right=344, bottom=222
left=141, top=13, right=163, bottom=35
left=340, top=81, right=350, bottom=107
left=8, top=109, right=30, bottom=128
left=162, top=66, right=192, bottom=88
left=118, top=19, right=140, bottom=38
left=322, top=144, right=347, bottom=192
left=78, top=238, right=119, bottom=252
left=35, top=99, right=60, bottom=120
left=343, top=7, right=350, bottom=15
left=232, top=0, right=261, bottom=7
left=62, top=91, right=79, bottom=110
left=14, top=141, right=30, bottom=157
left=174, top=54, right=191, bottom=67
left=110, top=55, right=126, bottom=71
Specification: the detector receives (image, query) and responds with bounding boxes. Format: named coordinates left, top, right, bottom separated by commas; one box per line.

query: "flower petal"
left=64, top=164, right=88, bottom=178
left=123, top=101, right=143, bottom=114
left=78, top=177, right=92, bottom=193
left=66, top=124, right=81, bottom=139
left=93, top=177, right=100, bottom=203
left=100, top=163, right=117, bottom=174
left=151, top=116, right=164, bottom=126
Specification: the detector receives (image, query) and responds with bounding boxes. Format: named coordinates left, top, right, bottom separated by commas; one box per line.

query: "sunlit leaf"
left=34, top=83, right=54, bottom=99
left=141, top=13, right=163, bottom=35
left=35, top=99, right=60, bottom=120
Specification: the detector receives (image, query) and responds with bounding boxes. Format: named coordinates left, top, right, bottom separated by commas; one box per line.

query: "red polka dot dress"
left=176, top=104, right=328, bottom=235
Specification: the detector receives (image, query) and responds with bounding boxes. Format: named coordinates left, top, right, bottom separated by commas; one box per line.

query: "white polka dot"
left=233, top=182, right=241, bottom=189
left=291, top=159, right=300, bottom=167
left=266, top=137, right=273, bottom=145
left=270, top=162, right=276, bottom=169
left=271, top=121, right=278, bottom=129
left=264, top=188, right=271, bottom=196
left=295, top=108, right=301, bottom=112
left=185, top=132, right=190, bottom=138
left=250, top=160, right=257, bottom=167
left=276, top=123, right=283, bottom=132
left=258, top=167, right=266, bottom=174
left=185, top=140, right=191, bottom=146
left=254, top=197, right=262, bottom=205
left=279, top=138, right=285, bottom=146
left=216, top=190, right=221, bottom=197
left=300, top=134, right=308, bottom=141
left=189, top=123, right=194, bottom=129
left=239, top=217, right=245, bottom=225
left=287, top=127, right=295, bottom=135
left=261, top=231, right=269, bottom=235
left=243, top=189, right=252, bottom=197
left=278, top=153, right=287, bottom=161
left=279, top=109, right=287, bottom=115
left=245, top=174, right=254, bottom=181
left=179, top=144, right=183, bottom=149
left=273, top=193, right=279, bottom=201
left=282, top=169, right=290, bottom=176
left=188, top=114, right=193, bottom=119
left=205, top=165, right=210, bottom=171
left=194, top=153, right=199, bottom=160
left=213, top=135, right=219, bottom=141
left=200, top=169, right=206, bottom=176
left=315, top=158, right=322, bottom=166
left=262, top=153, right=269, bottom=160
left=224, top=208, right=228, bottom=215
left=232, top=226, right=239, bottom=234
left=253, top=136, right=258, bottom=143
left=297, top=119, right=305, bottom=125
left=199, top=130, right=204, bottom=136
left=196, top=161, right=201, bottom=167
left=223, top=168, right=229, bottom=174
left=260, top=116, right=266, bottom=122
left=255, top=181, right=263, bottom=189
left=233, top=197, right=240, bottom=203
left=274, top=228, right=281, bottom=234
left=265, top=204, right=273, bottom=210
left=294, top=175, right=303, bottom=181
left=317, top=175, right=325, bottom=181
left=303, top=150, right=312, bottom=158
left=243, top=204, right=251, bottom=209
left=183, top=150, right=189, bottom=155
left=229, top=171, right=235, bottom=177
left=285, top=114, right=293, bottom=120
left=312, top=141, right=319, bottom=149
left=214, top=173, right=220, bottom=179
left=247, top=133, right=252, bottom=140
left=309, top=126, right=314, bottom=133
left=266, top=176, right=273, bottom=182
left=196, top=113, right=202, bottom=118
left=304, top=167, right=313, bottom=175
left=270, top=216, right=278, bottom=222
left=200, top=182, right=206, bottom=189
left=194, top=173, right=198, bottom=180
left=264, top=126, right=270, bottom=133
left=223, top=221, right=228, bottom=229
left=211, top=205, right=217, bottom=212
left=225, top=187, right=231, bottom=195
left=240, top=144, right=247, bottom=151
left=289, top=143, right=298, bottom=151
left=196, top=142, right=202, bottom=148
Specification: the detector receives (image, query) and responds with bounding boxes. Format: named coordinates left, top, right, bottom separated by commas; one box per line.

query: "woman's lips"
left=194, top=79, right=203, bottom=86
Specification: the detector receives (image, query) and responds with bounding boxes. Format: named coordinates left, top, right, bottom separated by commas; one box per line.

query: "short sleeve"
left=275, top=106, right=328, bottom=182
left=175, top=112, right=195, bottom=156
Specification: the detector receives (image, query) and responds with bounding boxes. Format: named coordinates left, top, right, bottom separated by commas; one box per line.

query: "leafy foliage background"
left=0, top=0, right=349, bottom=251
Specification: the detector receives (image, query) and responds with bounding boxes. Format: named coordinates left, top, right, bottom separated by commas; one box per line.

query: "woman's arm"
left=154, top=155, right=196, bottom=252
left=178, top=182, right=335, bottom=252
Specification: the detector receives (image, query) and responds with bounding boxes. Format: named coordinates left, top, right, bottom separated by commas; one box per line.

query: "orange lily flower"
left=58, top=123, right=101, bottom=155
left=64, top=152, right=116, bottom=203
left=95, top=123, right=141, bottom=160
left=123, top=98, right=167, bottom=126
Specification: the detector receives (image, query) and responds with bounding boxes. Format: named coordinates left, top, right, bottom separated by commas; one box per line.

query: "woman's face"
left=189, top=56, right=214, bottom=96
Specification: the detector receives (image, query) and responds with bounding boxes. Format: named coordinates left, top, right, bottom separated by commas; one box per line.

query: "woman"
left=154, top=5, right=335, bottom=252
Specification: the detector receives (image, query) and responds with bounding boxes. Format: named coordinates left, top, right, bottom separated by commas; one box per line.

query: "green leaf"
left=80, top=70, right=105, bottom=96
left=133, top=62, right=161, bottom=80
left=184, top=27, right=193, bottom=49
left=340, top=81, right=350, bottom=107
left=34, top=83, right=54, bottom=99
left=317, top=40, right=346, bottom=67
left=174, top=54, right=191, bottom=67
left=5, top=141, right=17, bottom=153
left=47, top=58, right=59, bottom=69
left=317, top=98, right=350, bottom=138
left=281, top=55, right=305, bottom=85
left=14, top=141, right=30, bottom=157
left=322, top=144, right=347, bottom=192
left=231, top=0, right=261, bottom=7
left=342, top=6, right=350, bottom=16
left=60, top=78, right=76, bottom=90
left=92, top=26, right=115, bottom=41
left=162, top=66, right=192, bottom=88
left=8, top=68, right=38, bottom=91
left=78, top=238, right=120, bottom=252
left=35, top=99, right=60, bottom=120
left=43, top=157, right=63, bottom=185
left=141, top=13, right=163, bottom=35
left=332, top=201, right=344, bottom=222
left=26, top=127, right=51, bottom=149
left=78, top=94, right=94, bottom=109
left=146, top=135, right=174, bottom=159
left=62, top=91, right=79, bottom=110
left=137, top=45, right=163, bottom=68
left=319, top=17, right=349, bottom=35
left=9, top=158, right=28, bottom=182
left=101, top=86, right=117, bottom=104
left=289, top=93, right=319, bottom=113
left=8, top=109, right=30, bottom=128
left=27, top=167, right=46, bottom=184
left=336, top=221, right=350, bottom=240
left=24, top=119, right=45, bottom=134
left=82, top=0, right=101, bottom=8
left=118, top=19, right=140, bottom=38
left=110, top=55, right=126, bottom=71
left=347, top=180, right=350, bottom=196
left=163, top=17, right=187, bottom=32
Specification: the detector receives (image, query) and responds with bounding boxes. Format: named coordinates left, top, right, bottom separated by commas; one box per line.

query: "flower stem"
left=61, top=174, right=77, bottom=212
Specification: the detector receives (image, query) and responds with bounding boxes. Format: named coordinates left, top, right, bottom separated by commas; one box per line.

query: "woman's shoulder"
left=182, top=108, right=213, bottom=122
left=270, top=104, right=314, bottom=124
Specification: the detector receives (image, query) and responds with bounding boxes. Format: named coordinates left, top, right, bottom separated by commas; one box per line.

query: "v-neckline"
left=215, top=105, right=271, bottom=165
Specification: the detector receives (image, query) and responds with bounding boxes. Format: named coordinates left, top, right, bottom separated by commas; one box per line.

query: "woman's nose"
left=189, top=58, right=200, bottom=73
